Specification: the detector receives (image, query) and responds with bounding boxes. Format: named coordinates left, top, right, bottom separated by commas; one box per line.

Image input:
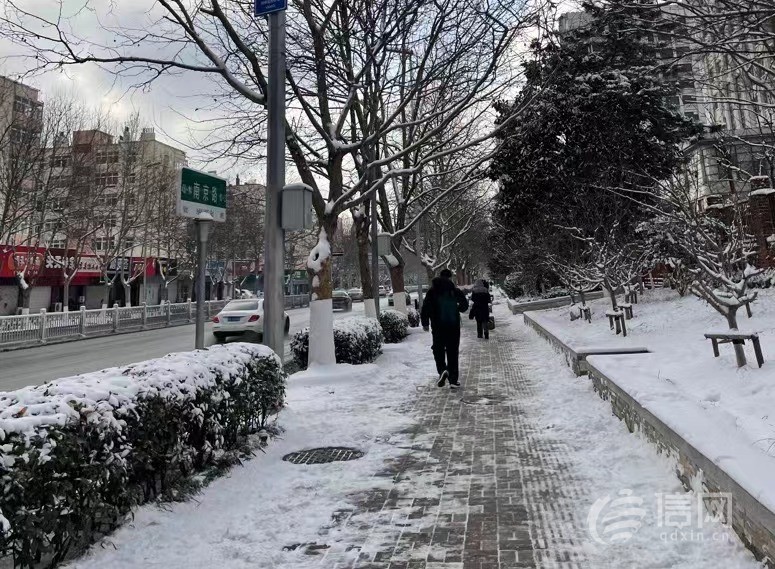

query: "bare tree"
left=1, top=0, right=539, bottom=363
left=644, top=175, right=760, bottom=365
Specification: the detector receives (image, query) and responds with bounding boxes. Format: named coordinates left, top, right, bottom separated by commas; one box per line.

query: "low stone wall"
left=588, top=362, right=775, bottom=567
left=522, top=311, right=648, bottom=375
left=507, top=291, right=605, bottom=314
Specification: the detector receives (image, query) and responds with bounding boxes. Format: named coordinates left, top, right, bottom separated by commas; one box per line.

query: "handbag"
left=487, top=315, right=495, bottom=330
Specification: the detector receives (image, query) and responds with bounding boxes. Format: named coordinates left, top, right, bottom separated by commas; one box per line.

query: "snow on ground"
left=514, top=312, right=762, bottom=569
left=64, top=328, right=438, bottom=569
left=527, top=288, right=775, bottom=529
left=529, top=289, right=775, bottom=461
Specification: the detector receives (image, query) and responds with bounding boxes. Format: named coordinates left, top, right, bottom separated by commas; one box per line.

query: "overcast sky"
left=0, top=0, right=266, bottom=184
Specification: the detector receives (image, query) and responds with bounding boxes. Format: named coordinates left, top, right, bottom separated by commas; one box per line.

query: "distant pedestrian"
left=470, top=279, right=493, bottom=339
left=421, top=268, right=469, bottom=389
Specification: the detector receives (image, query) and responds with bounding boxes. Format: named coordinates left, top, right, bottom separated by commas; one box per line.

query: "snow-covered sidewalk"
left=65, top=305, right=761, bottom=568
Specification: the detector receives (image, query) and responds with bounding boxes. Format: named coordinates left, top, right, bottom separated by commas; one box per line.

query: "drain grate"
left=283, top=446, right=364, bottom=464
left=460, top=394, right=505, bottom=406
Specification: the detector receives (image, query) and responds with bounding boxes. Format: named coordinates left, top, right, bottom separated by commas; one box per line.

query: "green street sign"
left=177, top=167, right=227, bottom=222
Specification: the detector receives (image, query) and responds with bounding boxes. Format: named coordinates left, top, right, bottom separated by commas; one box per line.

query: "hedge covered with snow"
left=0, top=343, right=285, bottom=568
left=291, top=317, right=383, bottom=367
left=379, top=309, right=409, bottom=343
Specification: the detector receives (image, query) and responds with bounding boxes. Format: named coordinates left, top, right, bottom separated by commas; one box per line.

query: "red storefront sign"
left=0, top=246, right=102, bottom=285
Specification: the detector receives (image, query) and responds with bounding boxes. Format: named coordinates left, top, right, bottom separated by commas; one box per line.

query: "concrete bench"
left=579, top=305, right=592, bottom=323
left=624, top=290, right=638, bottom=304
left=704, top=331, right=764, bottom=368
left=605, top=310, right=627, bottom=337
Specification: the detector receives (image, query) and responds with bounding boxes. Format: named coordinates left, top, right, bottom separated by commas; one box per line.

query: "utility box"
left=282, top=183, right=314, bottom=230
left=377, top=232, right=392, bottom=256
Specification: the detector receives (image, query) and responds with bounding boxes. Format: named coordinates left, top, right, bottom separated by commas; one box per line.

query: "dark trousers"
left=476, top=319, right=489, bottom=339
left=432, top=327, right=460, bottom=382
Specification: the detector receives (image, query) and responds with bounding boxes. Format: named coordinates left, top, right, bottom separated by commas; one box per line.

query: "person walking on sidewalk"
left=421, top=268, right=469, bottom=388
left=470, top=279, right=493, bottom=339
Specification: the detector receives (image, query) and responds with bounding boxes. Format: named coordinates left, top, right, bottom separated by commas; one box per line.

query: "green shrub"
left=0, top=343, right=285, bottom=568
left=379, top=309, right=410, bottom=343
left=291, top=317, right=383, bottom=368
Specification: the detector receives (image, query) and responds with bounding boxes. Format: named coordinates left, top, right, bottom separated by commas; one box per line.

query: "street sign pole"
left=176, top=167, right=227, bottom=350
left=262, top=6, right=287, bottom=358
left=195, top=216, right=212, bottom=349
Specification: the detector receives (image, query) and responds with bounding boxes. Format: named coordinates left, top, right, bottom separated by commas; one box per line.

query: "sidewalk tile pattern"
left=314, top=318, right=589, bottom=568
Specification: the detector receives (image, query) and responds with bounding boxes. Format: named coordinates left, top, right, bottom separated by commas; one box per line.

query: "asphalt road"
left=0, top=298, right=398, bottom=392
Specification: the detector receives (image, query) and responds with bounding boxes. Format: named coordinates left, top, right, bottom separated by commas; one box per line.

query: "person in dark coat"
left=421, top=268, right=469, bottom=388
left=470, top=279, right=493, bottom=339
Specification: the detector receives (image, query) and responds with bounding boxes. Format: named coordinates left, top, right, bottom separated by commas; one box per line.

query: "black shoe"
left=449, top=381, right=461, bottom=389
left=437, top=370, right=449, bottom=387
left=477, top=335, right=483, bottom=339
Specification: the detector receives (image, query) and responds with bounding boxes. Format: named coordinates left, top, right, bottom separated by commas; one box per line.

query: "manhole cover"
left=460, top=394, right=504, bottom=406
left=283, top=447, right=364, bottom=464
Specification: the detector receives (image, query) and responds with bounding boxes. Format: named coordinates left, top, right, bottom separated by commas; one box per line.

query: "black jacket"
left=421, top=277, right=469, bottom=329
left=470, top=290, right=493, bottom=322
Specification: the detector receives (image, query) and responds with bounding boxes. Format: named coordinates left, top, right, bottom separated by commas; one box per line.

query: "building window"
left=94, top=237, right=116, bottom=252
left=95, top=172, right=119, bottom=187
left=50, top=197, right=66, bottom=212
left=104, top=214, right=119, bottom=229
left=50, top=237, right=66, bottom=249
left=51, top=155, right=70, bottom=168
left=96, top=147, right=119, bottom=165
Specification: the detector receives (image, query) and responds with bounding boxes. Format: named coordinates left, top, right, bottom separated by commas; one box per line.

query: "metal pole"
left=195, top=218, right=211, bottom=349
left=417, top=217, right=423, bottom=313
left=370, top=192, right=380, bottom=319
left=262, top=10, right=287, bottom=357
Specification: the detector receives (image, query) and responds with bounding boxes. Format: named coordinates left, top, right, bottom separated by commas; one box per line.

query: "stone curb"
left=522, top=311, right=648, bottom=375
left=588, top=359, right=775, bottom=567
left=522, top=308, right=775, bottom=567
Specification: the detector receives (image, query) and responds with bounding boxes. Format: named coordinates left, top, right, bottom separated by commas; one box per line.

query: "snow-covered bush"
left=0, top=343, right=285, bottom=567
left=291, top=317, right=383, bottom=368
left=502, top=272, right=522, bottom=299
left=379, top=309, right=409, bottom=343
left=407, top=306, right=420, bottom=328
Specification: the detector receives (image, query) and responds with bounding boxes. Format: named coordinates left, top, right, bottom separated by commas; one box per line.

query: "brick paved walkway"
left=315, top=312, right=589, bottom=569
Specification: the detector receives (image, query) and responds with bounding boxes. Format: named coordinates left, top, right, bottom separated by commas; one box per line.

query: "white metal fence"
left=0, top=295, right=310, bottom=348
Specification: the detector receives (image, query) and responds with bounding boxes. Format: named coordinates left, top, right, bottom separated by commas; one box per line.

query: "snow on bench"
left=704, top=331, right=764, bottom=368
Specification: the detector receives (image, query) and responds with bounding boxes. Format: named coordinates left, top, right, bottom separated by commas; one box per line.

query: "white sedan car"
left=212, top=299, right=290, bottom=342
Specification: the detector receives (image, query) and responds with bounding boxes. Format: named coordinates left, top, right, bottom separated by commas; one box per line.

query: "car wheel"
left=346, top=302, right=352, bottom=312
left=213, top=332, right=226, bottom=343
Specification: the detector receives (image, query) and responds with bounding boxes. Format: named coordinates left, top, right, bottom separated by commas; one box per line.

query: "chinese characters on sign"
left=177, top=167, right=227, bottom=222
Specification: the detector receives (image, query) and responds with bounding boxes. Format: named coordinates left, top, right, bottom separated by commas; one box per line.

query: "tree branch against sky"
left=0, top=0, right=541, bottom=363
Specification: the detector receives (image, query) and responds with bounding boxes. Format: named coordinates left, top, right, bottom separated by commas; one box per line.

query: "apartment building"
left=0, top=78, right=189, bottom=314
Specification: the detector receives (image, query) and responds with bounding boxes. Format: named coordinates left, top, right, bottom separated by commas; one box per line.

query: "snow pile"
left=306, top=228, right=331, bottom=276
left=378, top=309, right=409, bottom=343
left=0, top=343, right=285, bottom=567
left=290, top=316, right=383, bottom=368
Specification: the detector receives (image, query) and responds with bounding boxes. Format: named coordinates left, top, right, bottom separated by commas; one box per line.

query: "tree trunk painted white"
left=364, top=297, right=378, bottom=318
left=307, top=220, right=338, bottom=366
left=309, top=298, right=336, bottom=366
left=392, top=298, right=408, bottom=314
